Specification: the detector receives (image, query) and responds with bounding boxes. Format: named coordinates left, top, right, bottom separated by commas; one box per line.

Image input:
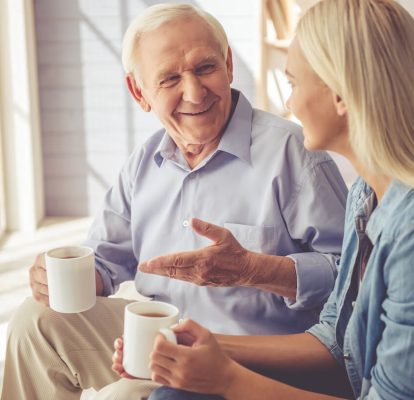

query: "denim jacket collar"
left=366, top=180, right=412, bottom=244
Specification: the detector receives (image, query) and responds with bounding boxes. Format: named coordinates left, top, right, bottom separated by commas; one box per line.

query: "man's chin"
left=179, top=125, right=221, bottom=141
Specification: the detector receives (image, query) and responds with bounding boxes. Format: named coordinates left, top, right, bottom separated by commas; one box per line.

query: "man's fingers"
left=34, top=252, right=45, bottom=267
left=34, top=281, right=49, bottom=296
left=112, top=363, right=135, bottom=380
left=139, top=263, right=169, bottom=276
left=112, top=349, right=123, bottom=366
left=36, top=266, right=48, bottom=285
left=140, top=252, right=199, bottom=272
left=114, top=337, right=123, bottom=350
left=32, top=291, right=49, bottom=307
left=30, top=263, right=48, bottom=286
left=191, top=218, right=228, bottom=243
left=140, top=262, right=202, bottom=285
left=112, top=363, right=123, bottom=374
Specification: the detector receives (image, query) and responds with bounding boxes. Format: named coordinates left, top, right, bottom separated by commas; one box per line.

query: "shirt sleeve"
left=369, top=229, right=414, bottom=400
left=83, top=152, right=140, bottom=296
left=306, top=277, right=346, bottom=367
left=283, top=159, right=347, bottom=310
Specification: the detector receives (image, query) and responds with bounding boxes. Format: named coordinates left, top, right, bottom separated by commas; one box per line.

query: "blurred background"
left=1, top=0, right=413, bottom=390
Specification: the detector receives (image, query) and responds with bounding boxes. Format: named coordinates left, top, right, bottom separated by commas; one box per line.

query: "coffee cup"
left=123, top=301, right=179, bottom=379
left=45, top=246, right=96, bottom=313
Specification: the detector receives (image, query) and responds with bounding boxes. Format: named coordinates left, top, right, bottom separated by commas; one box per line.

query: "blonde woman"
left=112, top=0, right=414, bottom=398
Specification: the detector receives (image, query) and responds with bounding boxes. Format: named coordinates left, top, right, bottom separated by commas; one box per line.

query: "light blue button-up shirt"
left=308, top=178, right=414, bottom=399
left=85, top=91, right=347, bottom=335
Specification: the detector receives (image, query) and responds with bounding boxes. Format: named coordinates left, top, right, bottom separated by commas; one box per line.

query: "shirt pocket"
left=224, top=222, right=275, bottom=253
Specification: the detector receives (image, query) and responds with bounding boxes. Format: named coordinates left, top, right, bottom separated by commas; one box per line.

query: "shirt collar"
left=153, top=89, right=253, bottom=168
left=216, top=90, right=252, bottom=164
left=154, top=133, right=177, bottom=167
left=366, top=179, right=412, bottom=244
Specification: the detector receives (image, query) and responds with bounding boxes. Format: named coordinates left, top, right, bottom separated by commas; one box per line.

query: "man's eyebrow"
left=156, top=68, right=179, bottom=82
left=195, top=55, right=219, bottom=66
left=155, top=55, right=220, bottom=81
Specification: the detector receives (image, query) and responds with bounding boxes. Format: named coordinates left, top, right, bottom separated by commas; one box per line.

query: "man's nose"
left=182, top=75, right=207, bottom=104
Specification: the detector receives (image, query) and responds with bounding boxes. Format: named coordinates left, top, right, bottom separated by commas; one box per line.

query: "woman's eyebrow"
left=285, top=69, right=295, bottom=78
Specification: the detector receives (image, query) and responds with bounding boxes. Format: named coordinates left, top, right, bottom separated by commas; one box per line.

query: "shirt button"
left=182, top=220, right=190, bottom=227
left=343, top=353, right=352, bottom=360
left=351, top=301, right=356, bottom=308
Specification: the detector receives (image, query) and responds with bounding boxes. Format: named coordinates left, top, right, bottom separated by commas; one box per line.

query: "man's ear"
left=226, top=47, right=234, bottom=84
left=125, top=73, right=151, bottom=112
left=333, top=93, right=347, bottom=116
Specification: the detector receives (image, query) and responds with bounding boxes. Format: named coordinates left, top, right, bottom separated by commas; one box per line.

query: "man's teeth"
left=185, top=105, right=212, bottom=115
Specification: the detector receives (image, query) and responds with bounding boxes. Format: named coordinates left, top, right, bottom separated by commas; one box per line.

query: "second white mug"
left=123, top=301, right=179, bottom=379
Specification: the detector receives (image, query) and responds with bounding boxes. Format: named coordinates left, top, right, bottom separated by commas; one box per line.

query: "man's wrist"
left=240, top=250, right=257, bottom=286
left=241, top=252, right=297, bottom=298
left=240, top=251, right=278, bottom=287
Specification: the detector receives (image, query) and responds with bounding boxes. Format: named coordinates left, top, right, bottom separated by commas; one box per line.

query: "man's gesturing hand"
left=139, top=218, right=254, bottom=287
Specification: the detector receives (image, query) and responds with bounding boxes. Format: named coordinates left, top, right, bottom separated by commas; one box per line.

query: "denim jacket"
left=308, top=177, right=414, bottom=400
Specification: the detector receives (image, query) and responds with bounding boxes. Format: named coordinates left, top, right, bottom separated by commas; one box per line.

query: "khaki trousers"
left=0, top=297, right=160, bottom=400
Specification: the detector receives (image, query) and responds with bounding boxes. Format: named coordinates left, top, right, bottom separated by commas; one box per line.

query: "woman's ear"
left=333, top=93, right=347, bottom=116
left=125, top=73, right=151, bottom=112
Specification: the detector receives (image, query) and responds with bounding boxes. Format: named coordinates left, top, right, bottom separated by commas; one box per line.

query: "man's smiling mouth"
left=179, top=102, right=215, bottom=116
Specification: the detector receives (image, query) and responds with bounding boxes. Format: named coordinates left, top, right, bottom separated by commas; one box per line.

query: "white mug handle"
left=159, top=327, right=177, bottom=344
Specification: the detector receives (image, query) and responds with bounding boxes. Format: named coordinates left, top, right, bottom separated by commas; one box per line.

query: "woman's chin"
left=303, top=138, right=321, bottom=152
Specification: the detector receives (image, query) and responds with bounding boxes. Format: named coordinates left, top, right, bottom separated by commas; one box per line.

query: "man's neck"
left=181, top=140, right=222, bottom=169
left=180, top=91, right=239, bottom=169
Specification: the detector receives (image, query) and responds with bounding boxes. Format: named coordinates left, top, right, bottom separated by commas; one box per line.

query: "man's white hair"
left=122, top=3, right=229, bottom=76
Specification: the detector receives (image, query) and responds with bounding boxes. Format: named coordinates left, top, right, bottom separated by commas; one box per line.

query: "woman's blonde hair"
left=122, top=3, right=229, bottom=77
left=297, top=0, right=414, bottom=187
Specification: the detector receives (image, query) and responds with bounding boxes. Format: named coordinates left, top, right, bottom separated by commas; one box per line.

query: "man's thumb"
left=191, top=218, right=226, bottom=243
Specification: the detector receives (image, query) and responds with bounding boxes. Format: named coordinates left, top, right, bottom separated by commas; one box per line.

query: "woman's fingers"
left=151, top=373, right=170, bottom=386
left=150, top=351, right=176, bottom=371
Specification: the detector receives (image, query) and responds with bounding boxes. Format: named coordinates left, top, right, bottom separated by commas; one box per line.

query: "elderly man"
left=1, top=3, right=347, bottom=400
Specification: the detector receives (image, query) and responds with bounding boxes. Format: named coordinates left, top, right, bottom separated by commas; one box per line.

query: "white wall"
left=35, top=0, right=257, bottom=216
left=1, top=0, right=44, bottom=231
left=399, top=0, right=414, bottom=15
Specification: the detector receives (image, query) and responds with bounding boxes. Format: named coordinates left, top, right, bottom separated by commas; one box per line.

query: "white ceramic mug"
left=45, top=246, right=96, bottom=313
left=123, top=301, right=179, bottom=379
